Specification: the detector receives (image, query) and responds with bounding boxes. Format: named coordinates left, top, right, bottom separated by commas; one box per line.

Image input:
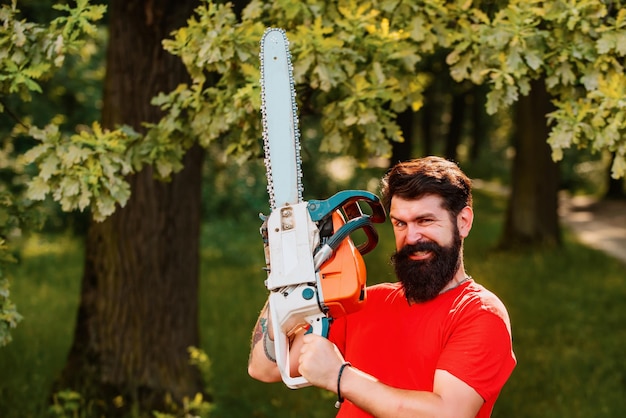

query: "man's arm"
left=247, top=300, right=304, bottom=382
left=339, top=367, right=483, bottom=418
left=298, top=334, right=484, bottom=418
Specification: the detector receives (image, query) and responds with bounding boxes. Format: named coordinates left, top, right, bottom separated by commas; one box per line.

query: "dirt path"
left=559, top=194, right=626, bottom=265
left=473, top=180, right=626, bottom=265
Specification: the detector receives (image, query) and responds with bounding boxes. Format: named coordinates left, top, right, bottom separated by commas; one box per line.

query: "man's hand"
left=298, top=333, right=345, bottom=392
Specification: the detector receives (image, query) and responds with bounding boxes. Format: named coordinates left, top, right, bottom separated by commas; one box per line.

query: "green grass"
left=1, top=191, right=625, bottom=417
left=0, top=233, right=83, bottom=417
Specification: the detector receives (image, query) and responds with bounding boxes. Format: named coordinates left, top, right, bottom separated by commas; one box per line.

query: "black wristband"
left=335, top=362, right=352, bottom=408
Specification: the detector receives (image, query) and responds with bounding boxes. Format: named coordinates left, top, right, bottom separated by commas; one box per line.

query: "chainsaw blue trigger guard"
left=305, top=317, right=330, bottom=338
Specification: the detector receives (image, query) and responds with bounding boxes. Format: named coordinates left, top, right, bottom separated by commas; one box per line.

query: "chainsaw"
left=259, top=28, right=386, bottom=389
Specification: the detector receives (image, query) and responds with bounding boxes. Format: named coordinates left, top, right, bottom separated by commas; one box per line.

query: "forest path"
left=472, top=179, right=626, bottom=265
left=559, top=194, right=626, bottom=265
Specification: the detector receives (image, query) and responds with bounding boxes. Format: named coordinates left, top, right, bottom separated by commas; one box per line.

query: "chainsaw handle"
left=268, top=292, right=329, bottom=389
left=355, top=220, right=379, bottom=255
left=270, top=306, right=310, bottom=389
left=341, top=197, right=382, bottom=254
left=313, top=216, right=378, bottom=268
left=308, top=190, right=385, bottom=257
left=307, top=190, right=386, bottom=224
left=324, top=216, right=371, bottom=250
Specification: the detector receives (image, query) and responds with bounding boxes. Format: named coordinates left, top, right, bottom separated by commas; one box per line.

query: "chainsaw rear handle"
left=307, top=190, right=386, bottom=224
left=353, top=217, right=379, bottom=255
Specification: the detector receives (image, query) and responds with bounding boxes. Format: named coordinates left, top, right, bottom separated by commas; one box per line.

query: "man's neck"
left=439, top=270, right=470, bottom=294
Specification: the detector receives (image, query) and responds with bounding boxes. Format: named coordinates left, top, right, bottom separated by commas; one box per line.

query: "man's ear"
left=457, top=206, right=474, bottom=239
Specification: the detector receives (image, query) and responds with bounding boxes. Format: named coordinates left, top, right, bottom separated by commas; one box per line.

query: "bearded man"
left=248, top=156, right=516, bottom=418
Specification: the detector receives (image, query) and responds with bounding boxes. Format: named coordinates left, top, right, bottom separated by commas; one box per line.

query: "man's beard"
left=391, top=232, right=462, bottom=303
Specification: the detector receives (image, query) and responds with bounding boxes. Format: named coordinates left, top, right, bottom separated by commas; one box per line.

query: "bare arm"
left=247, top=300, right=304, bottom=382
left=338, top=367, right=483, bottom=418
left=298, top=334, right=484, bottom=418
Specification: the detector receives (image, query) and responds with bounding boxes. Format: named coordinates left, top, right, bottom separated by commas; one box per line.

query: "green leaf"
left=59, top=176, right=80, bottom=197
left=39, top=154, right=60, bottom=180
left=26, top=177, right=51, bottom=201
left=60, top=144, right=91, bottom=166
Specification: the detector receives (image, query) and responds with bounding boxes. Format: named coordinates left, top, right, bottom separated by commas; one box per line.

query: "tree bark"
left=501, top=79, right=561, bottom=248
left=469, top=85, right=488, bottom=162
left=444, top=91, right=466, bottom=161
left=389, top=108, right=414, bottom=166
left=56, top=0, right=204, bottom=414
left=605, top=152, right=626, bottom=199
left=421, top=90, right=435, bottom=156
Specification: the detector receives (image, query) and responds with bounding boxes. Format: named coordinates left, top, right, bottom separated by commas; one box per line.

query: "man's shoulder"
left=364, top=282, right=406, bottom=305
left=456, top=281, right=511, bottom=326
left=463, top=281, right=507, bottom=307
left=366, top=281, right=402, bottom=295
left=367, top=281, right=400, bottom=290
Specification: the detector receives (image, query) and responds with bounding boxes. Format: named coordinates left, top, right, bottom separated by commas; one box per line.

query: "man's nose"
left=405, top=224, right=423, bottom=245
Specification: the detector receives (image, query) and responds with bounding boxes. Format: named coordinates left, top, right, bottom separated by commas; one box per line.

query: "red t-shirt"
left=328, top=280, right=516, bottom=417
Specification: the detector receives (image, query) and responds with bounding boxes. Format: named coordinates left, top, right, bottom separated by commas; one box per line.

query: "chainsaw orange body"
left=319, top=211, right=367, bottom=318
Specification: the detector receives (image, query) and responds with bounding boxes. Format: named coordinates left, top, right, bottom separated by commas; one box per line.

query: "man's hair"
left=381, top=156, right=472, bottom=216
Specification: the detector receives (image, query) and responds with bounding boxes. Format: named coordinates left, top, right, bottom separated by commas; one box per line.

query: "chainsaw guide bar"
left=260, top=28, right=303, bottom=210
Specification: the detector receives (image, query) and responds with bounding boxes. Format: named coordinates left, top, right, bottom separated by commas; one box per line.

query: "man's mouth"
left=408, top=250, right=432, bottom=261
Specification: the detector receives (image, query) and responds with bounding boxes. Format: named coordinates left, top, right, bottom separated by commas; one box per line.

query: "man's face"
left=389, top=195, right=463, bottom=303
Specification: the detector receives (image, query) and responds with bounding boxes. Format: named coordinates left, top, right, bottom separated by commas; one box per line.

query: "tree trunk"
left=501, top=79, right=561, bottom=248
left=390, top=108, right=414, bottom=166
left=56, top=0, right=204, bottom=414
left=469, top=85, right=488, bottom=162
left=444, top=91, right=466, bottom=161
left=605, top=152, right=626, bottom=199
left=419, top=85, right=435, bottom=156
